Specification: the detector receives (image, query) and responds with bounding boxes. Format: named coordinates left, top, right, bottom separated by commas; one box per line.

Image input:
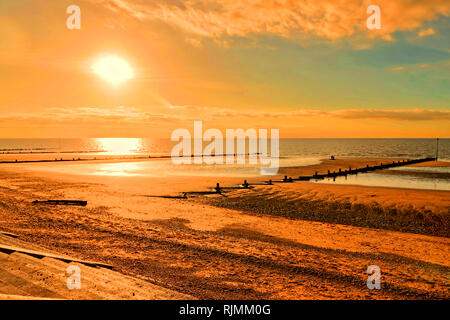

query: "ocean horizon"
left=0, top=138, right=448, bottom=160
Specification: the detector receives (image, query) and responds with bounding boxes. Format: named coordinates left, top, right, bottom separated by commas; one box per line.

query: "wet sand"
left=0, top=158, right=448, bottom=299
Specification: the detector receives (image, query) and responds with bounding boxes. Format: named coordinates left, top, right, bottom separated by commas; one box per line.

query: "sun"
left=92, top=56, right=133, bottom=86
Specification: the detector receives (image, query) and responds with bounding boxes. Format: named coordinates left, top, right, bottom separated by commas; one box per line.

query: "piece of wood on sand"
left=32, top=200, right=87, bottom=206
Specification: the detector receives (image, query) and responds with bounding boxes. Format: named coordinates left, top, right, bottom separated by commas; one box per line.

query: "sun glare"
left=92, top=56, right=133, bottom=86
left=95, top=138, right=142, bottom=155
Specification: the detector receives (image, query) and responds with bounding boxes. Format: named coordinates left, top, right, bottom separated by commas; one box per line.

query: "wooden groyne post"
left=436, top=138, right=439, bottom=161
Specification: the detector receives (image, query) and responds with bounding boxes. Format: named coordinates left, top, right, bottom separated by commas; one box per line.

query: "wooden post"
left=436, top=138, right=439, bottom=161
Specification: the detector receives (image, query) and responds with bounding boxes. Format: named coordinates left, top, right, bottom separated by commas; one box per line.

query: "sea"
left=0, top=138, right=448, bottom=159
left=0, top=138, right=449, bottom=191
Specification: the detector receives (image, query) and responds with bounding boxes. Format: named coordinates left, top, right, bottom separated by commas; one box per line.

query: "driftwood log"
left=32, top=200, right=87, bottom=206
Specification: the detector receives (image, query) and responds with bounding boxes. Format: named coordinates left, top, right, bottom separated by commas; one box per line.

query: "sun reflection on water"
left=94, top=138, right=142, bottom=155
left=94, top=162, right=142, bottom=176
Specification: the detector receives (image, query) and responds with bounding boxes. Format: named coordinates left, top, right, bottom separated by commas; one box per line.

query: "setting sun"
left=92, top=56, right=133, bottom=86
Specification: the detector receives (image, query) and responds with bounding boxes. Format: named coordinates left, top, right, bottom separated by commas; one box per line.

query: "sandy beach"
left=0, top=157, right=448, bottom=299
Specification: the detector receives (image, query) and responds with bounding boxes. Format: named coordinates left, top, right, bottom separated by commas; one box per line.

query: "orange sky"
left=0, top=0, right=449, bottom=138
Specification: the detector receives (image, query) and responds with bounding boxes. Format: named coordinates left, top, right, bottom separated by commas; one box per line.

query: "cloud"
left=1, top=106, right=448, bottom=128
left=0, top=106, right=178, bottom=125
left=330, top=109, right=450, bottom=121
left=418, top=27, right=436, bottom=37
left=391, top=66, right=406, bottom=71
left=96, top=0, right=450, bottom=43
left=172, top=106, right=450, bottom=121
left=185, top=37, right=202, bottom=47
left=390, top=59, right=448, bottom=71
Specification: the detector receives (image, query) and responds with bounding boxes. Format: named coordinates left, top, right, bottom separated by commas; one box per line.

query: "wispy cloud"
left=418, top=27, right=436, bottom=37
left=167, top=105, right=450, bottom=121
left=390, top=59, right=449, bottom=71
left=0, top=107, right=177, bottom=125
left=330, top=109, right=450, bottom=121
left=2, top=106, right=447, bottom=125
left=96, top=0, right=450, bottom=44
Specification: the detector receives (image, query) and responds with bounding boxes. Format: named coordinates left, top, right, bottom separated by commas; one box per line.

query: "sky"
left=0, top=0, right=449, bottom=138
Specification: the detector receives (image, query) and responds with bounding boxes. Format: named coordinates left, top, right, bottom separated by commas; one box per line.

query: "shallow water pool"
left=311, top=170, right=450, bottom=191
